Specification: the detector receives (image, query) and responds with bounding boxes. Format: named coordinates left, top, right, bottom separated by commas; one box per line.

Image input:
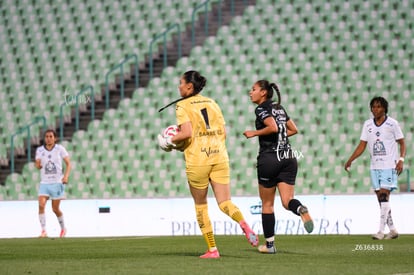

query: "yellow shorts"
left=186, top=162, right=230, bottom=189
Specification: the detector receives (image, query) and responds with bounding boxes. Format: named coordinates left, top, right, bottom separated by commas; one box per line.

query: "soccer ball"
left=162, top=124, right=180, bottom=138
left=162, top=125, right=190, bottom=151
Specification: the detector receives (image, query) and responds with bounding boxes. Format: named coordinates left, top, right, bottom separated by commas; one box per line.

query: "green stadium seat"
left=4, top=173, right=25, bottom=200
left=21, top=162, right=39, bottom=198
left=1, top=0, right=413, bottom=199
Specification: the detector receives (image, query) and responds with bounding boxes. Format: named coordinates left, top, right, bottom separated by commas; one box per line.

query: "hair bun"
left=198, top=76, right=206, bottom=90
left=184, top=70, right=206, bottom=93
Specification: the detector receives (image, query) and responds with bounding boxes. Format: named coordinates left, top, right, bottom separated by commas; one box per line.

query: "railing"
left=6, top=0, right=251, bottom=176
left=190, top=0, right=252, bottom=47
left=149, top=23, right=181, bottom=79
left=105, top=54, right=139, bottom=109
left=191, top=0, right=223, bottom=47
left=59, top=85, right=95, bottom=141
left=10, top=116, right=46, bottom=173
left=230, top=0, right=250, bottom=15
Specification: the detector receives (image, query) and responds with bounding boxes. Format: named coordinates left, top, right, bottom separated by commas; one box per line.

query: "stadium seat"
left=4, top=173, right=25, bottom=200
left=1, top=0, right=413, bottom=200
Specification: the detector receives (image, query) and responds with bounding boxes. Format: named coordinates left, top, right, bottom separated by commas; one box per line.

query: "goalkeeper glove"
left=157, top=134, right=175, bottom=152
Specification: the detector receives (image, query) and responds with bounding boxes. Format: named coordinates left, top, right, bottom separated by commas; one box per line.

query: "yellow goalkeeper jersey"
left=176, top=94, right=229, bottom=166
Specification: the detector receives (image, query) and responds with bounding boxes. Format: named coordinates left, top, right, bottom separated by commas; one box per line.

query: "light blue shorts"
left=38, top=183, right=65, bottom=199
left=370, top=169, right=398, bottom=191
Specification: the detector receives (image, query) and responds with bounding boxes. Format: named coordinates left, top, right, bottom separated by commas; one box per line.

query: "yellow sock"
left=195, top=204, right=216, bottom=250
left=219, top=200, right=245, bottom=223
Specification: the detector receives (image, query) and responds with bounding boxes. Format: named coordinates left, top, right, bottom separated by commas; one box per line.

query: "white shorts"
left=370, top=169, right=398, bottom=191
left=38, top=183, right=66, bottom=199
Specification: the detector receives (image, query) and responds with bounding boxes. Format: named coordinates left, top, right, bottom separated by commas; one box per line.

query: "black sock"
left=288, top=199, right=302, bottom=216
left=261, top=213, right=275, bottom=239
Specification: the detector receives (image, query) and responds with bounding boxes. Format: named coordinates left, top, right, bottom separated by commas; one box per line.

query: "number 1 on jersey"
left=200, top=108, right=210, bottom=129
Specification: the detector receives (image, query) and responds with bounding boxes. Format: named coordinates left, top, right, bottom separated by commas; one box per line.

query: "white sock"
left=58, top=215, right=65, bottom=230
left=387, top=209, right=396, bottom=231
left=39, top=214, right=46, bottom=231
left=379, top=202, right=390, bottom=233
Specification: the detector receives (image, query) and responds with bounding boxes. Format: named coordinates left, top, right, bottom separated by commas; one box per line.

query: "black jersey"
left=255, top=99, right=291, bottom=152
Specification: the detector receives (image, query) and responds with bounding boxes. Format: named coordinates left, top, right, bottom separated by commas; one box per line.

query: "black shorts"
left=256, top=151, right=298, bottom=188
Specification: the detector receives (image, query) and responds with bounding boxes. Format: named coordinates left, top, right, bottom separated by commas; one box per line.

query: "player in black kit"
left=243, top=80, right=314, bottom=254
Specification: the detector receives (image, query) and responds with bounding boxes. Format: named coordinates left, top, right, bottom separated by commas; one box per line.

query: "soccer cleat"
left=372, top=232, right=385, bottom=240
left=39, top=230, right=47, bottom=238
left=258, top=245, right=276, bottom=254
left=298, top=205, right=314, bottom=233
left=385, top=230, right=398, bottom=240
left=199, top=249, right=220, bottom=259
left=60, top=228, right=67, bottom=238
left=240, top=221, right=259, bottom=247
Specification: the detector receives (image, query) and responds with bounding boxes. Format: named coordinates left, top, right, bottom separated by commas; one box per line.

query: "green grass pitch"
left=0, top=235, right=413, bottom=275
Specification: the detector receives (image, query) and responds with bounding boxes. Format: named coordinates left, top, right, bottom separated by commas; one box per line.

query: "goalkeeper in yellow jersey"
left=158, top=70, right=258, bottom=258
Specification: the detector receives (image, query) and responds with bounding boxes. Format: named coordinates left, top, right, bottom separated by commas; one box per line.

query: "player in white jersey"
left=345, top=97, right=406, bottom=240
left=35, top=129, right=71, bottom=238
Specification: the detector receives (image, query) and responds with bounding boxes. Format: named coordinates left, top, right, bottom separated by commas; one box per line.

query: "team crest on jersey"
left=45, top=160, right=57, bottom=174
left=373, top=140, right=386, bottom=156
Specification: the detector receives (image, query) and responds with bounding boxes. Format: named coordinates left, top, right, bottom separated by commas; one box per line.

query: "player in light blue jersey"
left=345, top=97, right=406, bottom=240
left=35, top=129, right=71, bottom=238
